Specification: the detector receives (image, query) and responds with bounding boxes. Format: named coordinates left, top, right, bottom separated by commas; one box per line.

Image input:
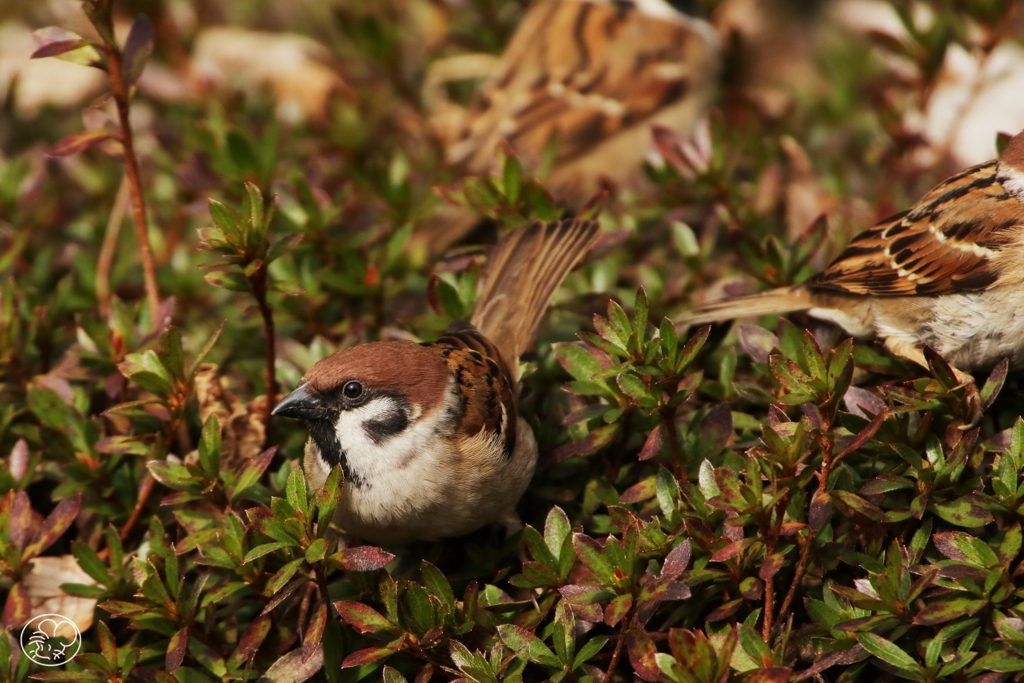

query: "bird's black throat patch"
left=307, top=419, right=364, bottom=489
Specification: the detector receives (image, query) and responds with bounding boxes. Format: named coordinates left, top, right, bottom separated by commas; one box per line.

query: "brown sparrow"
left=417, top=0, right=719, bottom=254
left=272, top=219, right=599, bottom=544
left=678, top=131, right=1024, bottom=381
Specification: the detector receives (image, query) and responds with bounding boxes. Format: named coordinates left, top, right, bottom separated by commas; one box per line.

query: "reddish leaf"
left=604, top=594, right=632, bottom=626
left=337, top=546, right=395, bottom=572
left=710, top=538, right=756, bottom=562
left=29, top=27, right=93, bottom=59
left=572, top=533, right=615, bottom=583
left=913, top=598, right=987, bottom=626
left=122, top=15, right=154, bottom=85
left=334, top=600, right=395, bottom=634
left=844, top=386, right=886, bottom=418
left=98, top=600, right=150, bottom=617
left=23, top=493, right=81, bottom=560
left=559, top=584, right=616, bottom=606
left=166, top=627, right=188, bottom=673
left=699, top=403, right=733, bottom=456
left=553, top=424, right=618, bottom=462
left=238, top=614, right=272, bottom=659
left=341, top=637, right=404, bottom=668
left=933, top=532, right=968, bottom=561
left=809, top=490, right=833, bottom=530
left=9, top=491, right=36, bottom=549
left=47, top=132, right=119, bottom=158
left=834, top=410, right=887, bottom=461
left=637, top=423, right=664, bottom=461
left=619, top=476, right=657, bottom=504
left=759, top=552, right=785, bottom=581
left=738, top=325, right=778, bottom=363
left=1, top=582, right=30, bottom=628
left=830, top=490, right=884, bottom=523
left=302, top=603, right=327, bottom=663
left=746, top=667, right=794, bottom=683
left=569, top=600, right=604, bottom=624
left=625, top=629, right=659, bottom=682
left=661, top=540, right=691, bottom=580
left=97, top=620, right=116, bottom=663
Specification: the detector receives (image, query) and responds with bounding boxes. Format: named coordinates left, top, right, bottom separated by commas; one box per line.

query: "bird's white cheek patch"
left=331, top=389, right=452, bottom=485
left=999, top=165, right=1024, bottom=198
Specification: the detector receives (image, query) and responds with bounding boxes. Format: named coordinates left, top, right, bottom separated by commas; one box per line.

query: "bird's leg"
left=883, top=337, right=975, bottom=386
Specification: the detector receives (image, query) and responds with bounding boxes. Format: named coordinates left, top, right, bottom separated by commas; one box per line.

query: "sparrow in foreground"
left=678, top=131, right=1024, bottom=382
left=417, top=0, right=719, bottom=255
left=273, top=219, right=599, bottom=544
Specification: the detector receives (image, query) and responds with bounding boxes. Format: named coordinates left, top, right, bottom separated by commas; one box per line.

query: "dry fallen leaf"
left=190, top=27, right=350, bottom=123
left=21, top=555, right=99, bottom=637
left=194, top=364, right=267, bottom=468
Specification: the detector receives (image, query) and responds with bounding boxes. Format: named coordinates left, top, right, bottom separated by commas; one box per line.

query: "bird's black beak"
left=272, top=383, right=328, bottom=420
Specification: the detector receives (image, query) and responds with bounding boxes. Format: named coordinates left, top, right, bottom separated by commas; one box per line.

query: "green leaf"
left=617, top=372, right=647, bottom=400
left=572, top=533, right=614, bottom=584
left=23, top=494, right=82, bottom=560
left=553, top=342, right=604, bottom=382
left=198, top=415, right=221, bottom=478
left=573, top=635, right=609, bottom=669
left=633, top=288, right=649, bottom=342
left=263, top=558, right=304, bottom=595
left=421, top=561, right=456, bottom=612
left=204, top=270, right=251, bottom=292
left=931, top=497, right=993, bottom=528
left=243, top=541, right=296, bottom=564
left=497, top=624, right=561, bottom=668
left=502, top=153, right=522, bottom=204
left=544, top=506, right=571, bottom=560
left=72, top=541, right=111, bottom=586
left=285, top=467, right=310, bottom=520
left=857, top=633, right=924, bottom=679
left=189, top=322, right=224, bottom=377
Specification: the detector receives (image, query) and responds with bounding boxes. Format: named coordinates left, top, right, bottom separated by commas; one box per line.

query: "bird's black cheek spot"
left=362, top=409, right=410, bottom=446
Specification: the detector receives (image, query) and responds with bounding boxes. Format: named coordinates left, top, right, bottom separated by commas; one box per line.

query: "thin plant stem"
left=97, top=173, right=130, bottom=317
left=761, top=490, right=791, bottom=642
left=105, top=43, right=161, bottom=329
left=775, top=427, right=836, bottom=631
left=605, top=612, right=632, bottom=682
left=120, top=473, right=154, bottom=541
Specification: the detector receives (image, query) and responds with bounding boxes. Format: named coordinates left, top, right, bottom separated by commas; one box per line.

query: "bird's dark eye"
left=342, top=381, right=364, bottom=400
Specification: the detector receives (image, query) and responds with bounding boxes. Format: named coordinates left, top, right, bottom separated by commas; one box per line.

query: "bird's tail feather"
left=678, top=286, right=813, bottom=327
left=471, top=219, right=599, bottom=374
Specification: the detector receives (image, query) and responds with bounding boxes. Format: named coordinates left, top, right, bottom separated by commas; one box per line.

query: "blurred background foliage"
left=3, top=0, right=1024, bottom=681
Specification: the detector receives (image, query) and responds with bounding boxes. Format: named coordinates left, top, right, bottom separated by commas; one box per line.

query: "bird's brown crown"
left=303, top=340, right=450, bottom=408
left=999, top=131, right=1024, bottom=174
